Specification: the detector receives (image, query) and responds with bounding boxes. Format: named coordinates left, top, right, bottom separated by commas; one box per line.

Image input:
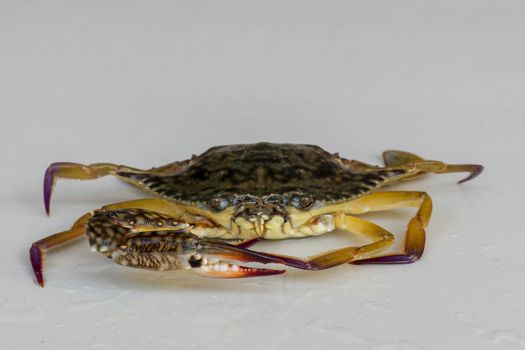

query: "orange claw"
left=199, top=262, right=285, bottom=278
left=198, top=240, right=311, bottom=270
left=190, top=239, right=311, bottom=277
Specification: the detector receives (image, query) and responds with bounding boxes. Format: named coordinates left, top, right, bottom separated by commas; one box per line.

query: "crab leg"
left=345, top=191, right=432, bottom=264
left=289, top=191, right=431, bottom=268
left=30, top=212, right=91, bottom=287
left=44, top=163, right=122, bottom=215
left=43, top=161, right=187, bottom=215
left=299, top=215, right=395, bottom=270
left=240, top=214, right=396, bottom=271
left=382, top=150, right=484, bottom=184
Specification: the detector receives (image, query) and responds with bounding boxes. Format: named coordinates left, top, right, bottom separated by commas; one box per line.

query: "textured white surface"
left=1, top=1, right=524, bottom=349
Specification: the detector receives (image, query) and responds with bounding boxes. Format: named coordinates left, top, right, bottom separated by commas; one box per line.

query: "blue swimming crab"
left=30, top=143, right=483, bottom=287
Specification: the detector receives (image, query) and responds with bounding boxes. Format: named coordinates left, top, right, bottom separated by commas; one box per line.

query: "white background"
left=1, top=1, right=524, bottom=349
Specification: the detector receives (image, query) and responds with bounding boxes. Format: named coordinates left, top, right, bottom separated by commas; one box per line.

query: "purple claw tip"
left=252, top=253, right=312, bottom=270
left=458, top=164, right=484, bottom=184
left=276, top=255, right=312, bottom=270
left=30, top=245, right=44, bottom=287
left=43, top=165, right=56, bottom=215
left=351, top=254, right=418, bottom=265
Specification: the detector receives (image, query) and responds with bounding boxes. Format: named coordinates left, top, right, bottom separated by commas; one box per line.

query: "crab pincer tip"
left=30, top=245, right=45, bottom=287
left=43, top=165, right=56, bottom=216
left=270, top=254, right=312, bottom=270
left=254, top=268, right=286, bottom=276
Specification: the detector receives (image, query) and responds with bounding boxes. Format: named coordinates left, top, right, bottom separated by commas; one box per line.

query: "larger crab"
left=30, top=143, right=483, bottom=287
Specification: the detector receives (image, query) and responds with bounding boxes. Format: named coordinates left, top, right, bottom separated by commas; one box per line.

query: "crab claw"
left=198, top=261, right=285, bottom=278
left=195, top=239, right=311, bottom=278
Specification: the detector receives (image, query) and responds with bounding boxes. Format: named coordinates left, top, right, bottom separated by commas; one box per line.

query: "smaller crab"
left=30, top=143, right=483, bottom=287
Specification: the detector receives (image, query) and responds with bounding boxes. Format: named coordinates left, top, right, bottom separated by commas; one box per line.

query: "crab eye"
left=210, top=197, right=229, bottom=211
left=104, top=211, right=119, bottom=219
left=299, top=195, right=313, bottom=208
left=188, top=254, right=203, bottom=268
left=291, top=194, right=313, bottom=209
left=264, top=194, right=283, bottom=204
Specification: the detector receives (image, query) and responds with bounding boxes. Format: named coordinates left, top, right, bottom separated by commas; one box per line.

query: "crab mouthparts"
left=252, top=218, right=266, bottom=237
left=233, top=216, right=271, bottom=238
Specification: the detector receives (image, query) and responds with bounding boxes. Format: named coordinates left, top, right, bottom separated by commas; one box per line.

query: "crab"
left=30, top=143, right=483, bottom=287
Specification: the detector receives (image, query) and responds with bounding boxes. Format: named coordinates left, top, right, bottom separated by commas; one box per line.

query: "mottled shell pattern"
left=119, top=143, right=406, bottom=213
